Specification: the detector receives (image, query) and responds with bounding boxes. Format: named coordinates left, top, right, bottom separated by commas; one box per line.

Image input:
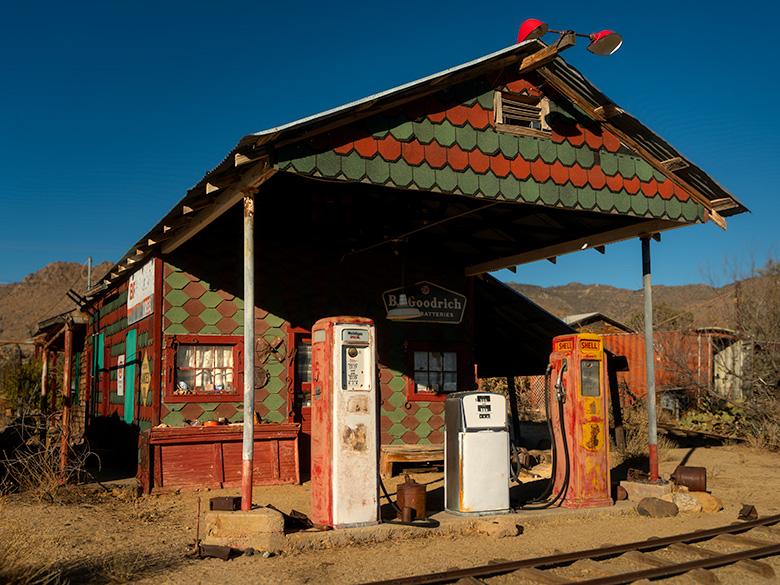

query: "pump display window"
left=405, top=342, right=467, bottom=402
left=163, top=334, right=244, bottom=402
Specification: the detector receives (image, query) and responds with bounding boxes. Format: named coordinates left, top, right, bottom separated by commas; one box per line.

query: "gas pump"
left=548, top=333, right=613, bottom=508
left=444, top=391, right=511, bottom=515
left=310, top=316, right=379, bottom=528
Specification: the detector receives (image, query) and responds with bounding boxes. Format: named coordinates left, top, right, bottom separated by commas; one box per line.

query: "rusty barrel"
left=396, top=474, right=427, bottom=520
left=672, top=465, right=707, bottom=492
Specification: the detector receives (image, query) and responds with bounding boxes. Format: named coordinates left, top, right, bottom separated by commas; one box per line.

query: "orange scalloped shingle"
left=401, top=139, right=425, bottom=166
left=657, top=177, right=675, bottom=199
left=640, top=178, right=658, bottom=198
left=466, top=104, right=491, bottom=130
left=510, top=155, right=531, bottom=180
left=587, top=166, right=607, bottom=190
left=331, top=126, right=355, bottom=155
left=354, top=129, right=378, bottom=158
left=672, top=183, right=690, bottom=201
left=490, top=153, right=511, bottom=178
left=602, top=130, right=621, bottom=153
left=584, top=126, right=603, bottom=150
left=424, top=141, right=448, bottom=169
left=569, top=163, right=588, bottom=188
left=623, top=176, right=641, bottom=195
left=606, top=173, right=624, bottom=193
left=445, top=104, right=470, bottom=127
left=447, top=143, right=470, bottom=171
left=425, top=94, right=447, bottom=124
left=530, top=158, right=551, bottom=183
left=550, top=160, right=569, bottom=185
left=377, top=135, right=402, bottom=162
left=566, top=128, right=586, bottom=147
left=469, top=149, right=490, bottom=174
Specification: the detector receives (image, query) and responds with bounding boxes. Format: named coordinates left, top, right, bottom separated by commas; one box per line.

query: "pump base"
left=561, top=497, right=613, bottom=509
left=445, top=507, right=511, bottom=516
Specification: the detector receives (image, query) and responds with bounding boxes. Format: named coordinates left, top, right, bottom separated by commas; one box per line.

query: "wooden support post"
left=60, top=320, right=73, bottom=481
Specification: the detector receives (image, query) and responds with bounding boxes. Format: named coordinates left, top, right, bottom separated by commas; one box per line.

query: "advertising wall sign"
left=127, top=260, right=154, bottom=325
left=382, top=281, right=467, bottom=324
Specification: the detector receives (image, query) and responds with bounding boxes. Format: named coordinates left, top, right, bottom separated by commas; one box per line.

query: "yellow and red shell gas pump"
left=549, top=333, right=613, bottom=508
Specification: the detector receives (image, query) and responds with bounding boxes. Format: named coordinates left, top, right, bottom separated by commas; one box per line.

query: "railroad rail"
left=363, top=513, right=780, bottom=585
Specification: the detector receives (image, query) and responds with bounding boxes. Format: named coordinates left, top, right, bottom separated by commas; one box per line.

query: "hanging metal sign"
left=382, top=281, right=467, bottom=324
left=127, top=260, right=155, bottom=325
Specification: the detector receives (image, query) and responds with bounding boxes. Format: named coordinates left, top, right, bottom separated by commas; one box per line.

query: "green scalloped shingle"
left=455, top=124, right=477, bottom=151
left=631, top=193, right=649, bottom=215
left=517, top=136, right=539, bottom=161
left=317, top=150, right=341, bottom=178
left=389, top=159, right=414, bottom=187
left=618, top=154, right=636, bottom=178
left=479, top=172, right=500, bottom=199
left=414, top=422, right=433, bottom=438
left=520, top=179, right=541, bottom=203
left=199, top=325, right=221, bottom=334
left=164, top=324, right=188, bottom=336
left=165, top=271, right=191, bottom=291
left=556, top=141, right=577, bottom=167
left=366, top=155, right=391, bottom=184
left=200, top=291, right=222, bottom=308
left=635, top=159, right=655, bottom=182
left=388, top=423, right=406, bottom=438
left=681, top=199, right=702, bottom=222
left=435, top=167, right=458, bottom=192
left=653, top=169, right=667, bottom=183
left=498, top=132, right=519, bottom=159
left=665, top=196, right=682, bottom=220
left=613, top=190, right=631, bottom=214
left=500, top=177, right=520, bottom=201
left=415, top=407, right=433, bottom=423
left=387, top=375, right=407, bottom=393
left=165, top=306, right=189, bottom=325
left=164, top=289, right=189, bottom=307
left=477, top=89, right=494, bottom=110
left=559, top=186, right=577, bottom=208
left=289, top=143, right=316, bottom=174
left=540, top=181, right=559, bottom=206
left=412, top=163, right=435, bottom=190
left=388, top=114, right=414, bottom=142
left=600, top=151, right=619, bottom=176
left=578, top=186, right=597, bottom=210
left=538, top=140, right=558, bottom=164
left=434, top=120, right=456, bottom=148
left=647, top=195, right=665, bottom=218
left=342, top=151, right=366, bottom=181
left=477, top=129, right=500, bottom=155
left=458, top=169, right=479, bottom=195
left=596, top=189, right=614, bottom=212
left=200, top=308, right=222, bottom=326
left=413, top=119, right=436, bottom=145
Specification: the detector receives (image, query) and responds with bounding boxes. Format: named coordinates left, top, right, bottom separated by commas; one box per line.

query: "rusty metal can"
left=396, top=474, right=427, bottom=520
left=672, top=465, right=707, bottom=492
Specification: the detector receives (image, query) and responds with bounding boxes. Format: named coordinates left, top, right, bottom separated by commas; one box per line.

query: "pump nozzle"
left=554, top=360, right=568, bottom=403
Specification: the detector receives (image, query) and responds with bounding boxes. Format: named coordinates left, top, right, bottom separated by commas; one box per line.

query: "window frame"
left=163, top=334, right=244, bottom=403
left=494, top=90, right=551, bottom=138
left=405, top=342, right=469, bottom=402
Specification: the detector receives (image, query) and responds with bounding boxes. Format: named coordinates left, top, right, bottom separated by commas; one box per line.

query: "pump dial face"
left=347, top=347, right=358, bottom=358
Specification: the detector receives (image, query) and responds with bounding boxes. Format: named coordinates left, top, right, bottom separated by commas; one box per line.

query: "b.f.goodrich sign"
left=382, top=281, right=467, bottom=324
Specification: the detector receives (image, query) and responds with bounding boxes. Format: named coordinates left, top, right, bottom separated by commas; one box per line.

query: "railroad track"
left=363, top=513, right=780, bottom=585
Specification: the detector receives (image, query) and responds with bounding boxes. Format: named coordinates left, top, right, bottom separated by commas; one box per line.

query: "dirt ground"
left=2, top=438, right=779, bottom=585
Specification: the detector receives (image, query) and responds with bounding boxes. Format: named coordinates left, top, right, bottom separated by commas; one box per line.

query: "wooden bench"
left=379, top=444, right=444, bottom=478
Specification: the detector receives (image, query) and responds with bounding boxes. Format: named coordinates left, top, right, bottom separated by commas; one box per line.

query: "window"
left=494, top=91, right=550, bottom=137
left=164, top=335, right=243, bottom=402
left=406, top=343, right=468, bottom=402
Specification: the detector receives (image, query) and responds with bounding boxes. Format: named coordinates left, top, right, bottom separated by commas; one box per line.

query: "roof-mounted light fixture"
left=517, top=18, right=623, bottom=56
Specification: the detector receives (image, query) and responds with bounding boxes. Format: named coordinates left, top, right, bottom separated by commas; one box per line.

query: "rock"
left=673, top=492, right=702, bottom=513
left=616, top=485, right=628, bottom=501
left=690, top=492, right=723, bottom=513
left=244, top=547, right=256, bottom=557
left=637, top=497, right=679, bottom=518
left=474, top=517, right=522, bottom=538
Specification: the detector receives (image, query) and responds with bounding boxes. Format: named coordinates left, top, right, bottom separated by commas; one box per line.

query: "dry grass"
left=0, top=504, right=66, bottom=585
left=612, top=403, right=678, bottom=465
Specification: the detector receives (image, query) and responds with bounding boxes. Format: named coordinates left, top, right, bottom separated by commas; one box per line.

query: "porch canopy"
left=84, top=36, right=747, bottom=378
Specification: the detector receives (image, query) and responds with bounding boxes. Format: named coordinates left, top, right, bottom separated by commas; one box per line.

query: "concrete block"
left=619, top=480, right=672, bottom=502
left=203, top=507, right=287, bottom=553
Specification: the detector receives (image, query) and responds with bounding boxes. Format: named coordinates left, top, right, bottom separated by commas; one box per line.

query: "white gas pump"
left=444, top=391, right=510, bottom=515
left=310, top=316, right=379, bottom=528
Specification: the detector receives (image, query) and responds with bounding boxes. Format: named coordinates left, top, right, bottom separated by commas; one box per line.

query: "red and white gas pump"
left=548, top=333, right=613, bottom=508
left=310, top=316, right=379, bottom=528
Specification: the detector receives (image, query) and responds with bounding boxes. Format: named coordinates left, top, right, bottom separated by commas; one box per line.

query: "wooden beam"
left=537, top=66, right=727, bottom=231
left=660, top=157, right=690, bottom=171
left=465, top=219, right=683, bottom=276
left=517, top=32, right=576, bottom=75
left=147, top=232, right=175, bottom=246
left=593, top=104, right=622, bottom=121
left=162, top=159, right=275, bottom=254
left=206, top=182, right=220, bottom=194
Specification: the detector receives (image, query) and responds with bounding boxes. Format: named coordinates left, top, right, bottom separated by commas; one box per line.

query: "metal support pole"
left=60, top=320, right=73, bottom=481
left=241, top=192, right=256, bottom=511
left=41, top=348, right=49, bottom=413
left=641, top=236, right=659, bottom=482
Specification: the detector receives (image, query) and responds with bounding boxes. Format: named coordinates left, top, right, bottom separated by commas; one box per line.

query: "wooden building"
left=65, top=35, right=745, bottom=491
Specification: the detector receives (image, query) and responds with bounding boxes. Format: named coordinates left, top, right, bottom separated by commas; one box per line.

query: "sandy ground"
left=1, top=440, right=779, bottom=585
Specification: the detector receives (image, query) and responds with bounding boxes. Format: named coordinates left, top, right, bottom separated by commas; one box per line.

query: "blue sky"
left=2, top=0, right=778, bottom=290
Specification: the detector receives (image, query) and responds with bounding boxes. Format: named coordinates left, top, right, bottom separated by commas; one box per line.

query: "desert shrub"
left=613, top=401, right=677, bottom=463
left=0, top=357, right=43, bottom=414
left=0, top=511, right=66, bottom=585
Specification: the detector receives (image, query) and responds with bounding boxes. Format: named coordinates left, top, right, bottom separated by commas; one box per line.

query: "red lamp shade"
left=587, top=30, right=623, bottom=56
left=517, top=19, right=548, bottom=43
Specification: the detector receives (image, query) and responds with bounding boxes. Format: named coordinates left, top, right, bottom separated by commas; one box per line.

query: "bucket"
left=672, top=465, right=707, bottom=492
left=396, top=474, right=427, bottom=520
